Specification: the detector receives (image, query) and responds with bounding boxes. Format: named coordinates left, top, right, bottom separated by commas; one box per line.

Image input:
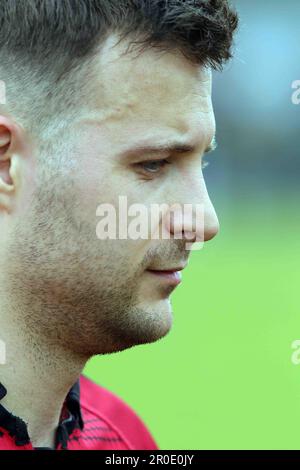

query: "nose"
left=202, top=198, right=220, bottom=242
left=164, top=182, right=220, bottom=246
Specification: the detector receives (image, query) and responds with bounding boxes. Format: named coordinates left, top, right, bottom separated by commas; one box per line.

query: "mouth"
left=146, top=266, right=185, bottom=286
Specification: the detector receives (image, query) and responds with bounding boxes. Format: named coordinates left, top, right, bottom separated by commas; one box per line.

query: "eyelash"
left=135, top=157, right=210, bottom=175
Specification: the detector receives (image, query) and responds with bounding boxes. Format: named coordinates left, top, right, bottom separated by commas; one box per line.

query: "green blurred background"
left=84, top=0, right=300, bottom=449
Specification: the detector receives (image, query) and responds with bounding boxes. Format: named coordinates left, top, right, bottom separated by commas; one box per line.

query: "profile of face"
left=0, top=34, right=219, bottom=358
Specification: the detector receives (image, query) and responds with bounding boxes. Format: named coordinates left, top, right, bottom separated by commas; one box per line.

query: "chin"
left=122, top=299, right=174, bottom=348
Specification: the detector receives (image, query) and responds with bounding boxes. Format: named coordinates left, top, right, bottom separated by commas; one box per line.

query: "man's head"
left=0, top=1, right=238, bottom=358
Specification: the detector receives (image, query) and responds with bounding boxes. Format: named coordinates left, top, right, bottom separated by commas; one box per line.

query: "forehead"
left=87, top=33, right=215, bottom=147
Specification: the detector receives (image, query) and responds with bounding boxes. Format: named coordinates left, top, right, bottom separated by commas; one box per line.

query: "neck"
left=0, top=306, right=88, bottom=448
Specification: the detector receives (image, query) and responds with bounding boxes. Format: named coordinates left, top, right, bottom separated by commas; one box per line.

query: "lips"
left=146, top=268, right=183, bottom=286
left=150, top=270, right=180, bottom=274
left=147, top=264, right=187, bottom=273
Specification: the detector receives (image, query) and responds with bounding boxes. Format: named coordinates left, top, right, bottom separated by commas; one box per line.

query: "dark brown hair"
left=0, top=0, right=238, bottom=67
left=0, top=0, right=238, bottom=137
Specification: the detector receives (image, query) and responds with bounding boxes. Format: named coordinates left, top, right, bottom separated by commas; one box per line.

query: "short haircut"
left=0, top=0, right=238, bottom=141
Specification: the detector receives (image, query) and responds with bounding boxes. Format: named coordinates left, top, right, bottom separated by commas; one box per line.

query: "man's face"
left=5, top=34, right=219, bottom=356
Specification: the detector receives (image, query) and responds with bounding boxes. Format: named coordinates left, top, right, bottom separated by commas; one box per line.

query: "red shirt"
left=0, top=374, right=159, bottom=450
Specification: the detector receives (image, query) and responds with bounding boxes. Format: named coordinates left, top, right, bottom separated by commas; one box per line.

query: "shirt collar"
left=0, top=379, right=84, bottom=449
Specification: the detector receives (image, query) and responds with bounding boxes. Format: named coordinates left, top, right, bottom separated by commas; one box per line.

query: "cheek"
left=69, top=138, right=116, bottom=218
left=70, top=170, right=106, bottom=230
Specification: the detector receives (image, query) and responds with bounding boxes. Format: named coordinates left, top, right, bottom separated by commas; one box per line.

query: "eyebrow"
left=120, top=135, right=217, bottom=159
left=204, top=135, right=218, bottom=154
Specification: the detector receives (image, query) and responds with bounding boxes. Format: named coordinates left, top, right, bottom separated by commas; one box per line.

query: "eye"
left=135, top=159, right=171, bottom=174
left=133, top=156, right=209, bottom=178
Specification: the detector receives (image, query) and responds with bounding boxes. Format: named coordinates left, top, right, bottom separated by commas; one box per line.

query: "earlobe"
left=0, top=117, right=30, bottom=214
left=0, top=178, right=14, bottom=213
left=0, top=123, right=15, bottom=212
left=0, top=160, right=15, bottom=213
left=0, top=128, right=11, bottom=155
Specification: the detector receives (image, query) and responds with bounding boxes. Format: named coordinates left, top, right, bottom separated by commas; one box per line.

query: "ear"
left=0, top=117, right=28, bottom=214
